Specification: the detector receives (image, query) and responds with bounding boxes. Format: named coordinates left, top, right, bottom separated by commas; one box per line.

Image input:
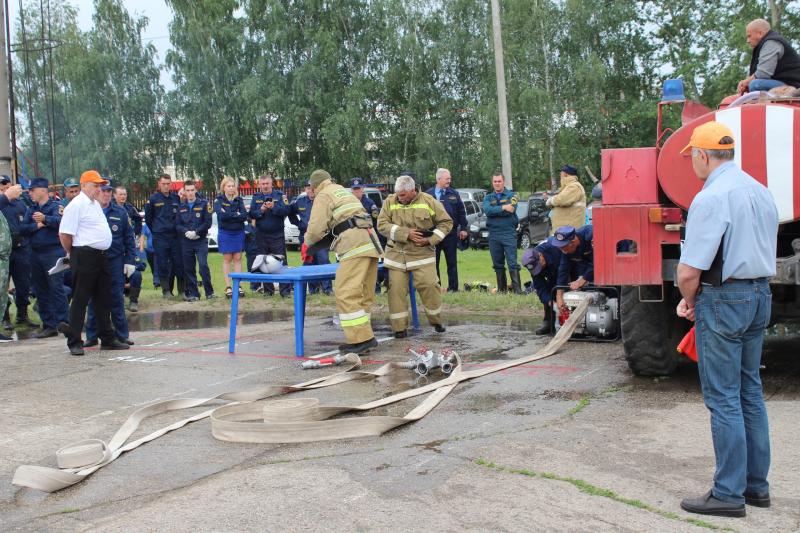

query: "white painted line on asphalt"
left=205, top=367, right=278, bottom=387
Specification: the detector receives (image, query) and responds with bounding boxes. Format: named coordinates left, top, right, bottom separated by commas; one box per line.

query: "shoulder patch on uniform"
left=207, top=204, right=213, bottom=213
left=283, top=195, right=288, bottom=203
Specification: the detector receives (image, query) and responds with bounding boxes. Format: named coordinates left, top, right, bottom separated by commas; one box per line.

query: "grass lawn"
left=136, top=247, right=542, bottom=317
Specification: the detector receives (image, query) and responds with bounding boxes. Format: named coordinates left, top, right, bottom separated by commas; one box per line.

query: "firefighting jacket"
left=377, top=191, right=453, bottom=271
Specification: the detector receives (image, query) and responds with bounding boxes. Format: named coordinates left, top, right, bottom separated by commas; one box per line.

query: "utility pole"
left=490, top=0, right=512, bottom=189
left=0, top=0, right=12, bottom=178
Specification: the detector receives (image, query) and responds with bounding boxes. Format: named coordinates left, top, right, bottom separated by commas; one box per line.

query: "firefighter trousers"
left=335, top=255, right=378, bottom=344
left=388, top=264, right=442, bottom=332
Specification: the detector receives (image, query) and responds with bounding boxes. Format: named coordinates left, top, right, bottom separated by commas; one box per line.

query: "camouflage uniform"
left=0, top=212, right=11, bottom=319
left=305, top=172, right=381, bottom=345
left=377, top=191, right=452, bottom=332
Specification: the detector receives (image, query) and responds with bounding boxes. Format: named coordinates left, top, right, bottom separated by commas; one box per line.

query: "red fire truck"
left=593, top=82, right=800, bottom=375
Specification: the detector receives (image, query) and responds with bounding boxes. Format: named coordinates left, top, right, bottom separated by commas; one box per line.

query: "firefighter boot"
left=535, top=305, right=553, bottom=335
left=128, top=287, right=141, bottom=313
left=495, top=271, right=508, bottom=293
left=510, top=270, right=523, bottom=295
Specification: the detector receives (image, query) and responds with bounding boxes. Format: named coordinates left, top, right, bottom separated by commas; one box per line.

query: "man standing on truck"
left=544, top=165, right=586, bottom=235
left=737, top=19, right=800, bottom=94
left=675, top=121, right=778, bottom=518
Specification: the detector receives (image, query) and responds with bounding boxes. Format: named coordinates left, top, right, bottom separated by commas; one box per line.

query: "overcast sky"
left=8, top=0, right=175, bottom=88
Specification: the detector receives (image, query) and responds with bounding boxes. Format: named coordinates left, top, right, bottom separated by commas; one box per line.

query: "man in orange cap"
left=58, top=170, right=130, bottom=356
left=675, top=121, right=778, bottom=517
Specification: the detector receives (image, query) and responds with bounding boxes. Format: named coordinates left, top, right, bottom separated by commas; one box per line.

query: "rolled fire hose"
left=13, top=300, right=589, bottom=493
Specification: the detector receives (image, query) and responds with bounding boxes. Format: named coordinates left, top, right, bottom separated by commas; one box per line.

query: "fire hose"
left=12, top=299, right=589, bottom=493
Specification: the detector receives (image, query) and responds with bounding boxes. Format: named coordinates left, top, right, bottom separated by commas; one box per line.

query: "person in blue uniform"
left=0, top=176, right=37, bottom=329
left=113, top=185, right=143, bottom=237
left=290, top=181, right=331, bottom=295
left=215, top=176, right=248, bottom=298
left=60, top=177, right=80, bottom=207
left=249, top=174, right=290, bottom=297
left=140, top=222, right=159, bottom=288
left=483, top=172, right=522, bottom=294
left=350, top=177, right=386, bottom=293
left=126, top=247, right=147, bottom=312
left=84, top=183, right=137, bottom=346
left=19, top=178, right=69, bottom=338
left=549, top=225, right=594, bottom=311
left=426, top=168, right=468, bottom=292
left=177, top=180, right=214, bottom=301
left=522, top=240, right=562, bottom=334
left=144, top=174, right=184, bottom=298
left=243, top=221, right=262, bottom=292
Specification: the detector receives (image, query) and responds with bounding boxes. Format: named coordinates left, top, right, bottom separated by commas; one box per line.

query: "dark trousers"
left=67, top=246, right=115, bottom=348
left=10, top=246, right=31, bottom=310
left=182, top=237, right=214, bottom=298
left=489, top=234, right=520, bottom=272
left=435, top=234, right=459, bottom=291
left=245, top=234, right=260, bottom=290
left=86, top=255, right=128, bottom=341
left=145, top=250, right=159, bottom=286
left=30, top=246, right=69, bottom=328
left=153, top=232, right=184, bottom=294
left=256, top=231, right=290, bottom=296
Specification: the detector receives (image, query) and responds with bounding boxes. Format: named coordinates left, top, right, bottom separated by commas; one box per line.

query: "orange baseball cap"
left=80, top=170, right=109, bottom=185
left=680, top=121, right=735, bottom=154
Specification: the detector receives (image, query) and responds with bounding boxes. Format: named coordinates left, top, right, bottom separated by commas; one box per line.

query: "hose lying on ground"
left=12, top=299, right=590, bottom=493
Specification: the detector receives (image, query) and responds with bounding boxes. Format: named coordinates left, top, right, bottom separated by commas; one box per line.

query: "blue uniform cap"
left=100, top=183, right=113, bottom=191
left=304, top=180, right=311, bottom=187
left=29, top=177, right=49, bottom=190
left=561, top=165, right=578, bottom=176
left=62, top=177, right=79, bottom=188
left=350, top=177, right=364, bottom=189
left=0, top=175, right=10, bottom=184
left=521, top=247, right=544, bottom=276
left=549, top=226, right=576, bottom=248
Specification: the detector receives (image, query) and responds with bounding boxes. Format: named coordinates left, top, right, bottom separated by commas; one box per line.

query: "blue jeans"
left=749, top=79, right=785, bottom=92
left=489, top=234, right=519, bottom=272
left=695, top=279, right=771, bottom=504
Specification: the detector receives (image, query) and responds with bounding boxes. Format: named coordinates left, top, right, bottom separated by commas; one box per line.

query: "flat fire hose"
left=12, top=300, right=589, bottom=493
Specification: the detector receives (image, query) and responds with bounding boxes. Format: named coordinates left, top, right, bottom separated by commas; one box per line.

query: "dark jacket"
left=531, top=241, right=561, bottom=305
left=557, top=225, right=594, bottom=286
left=483, top=188, right=519, bottom=237
left=290, top=195, right=314, bottom=237
left=176, top=198, right=213, bottom=238
left=426, top=186, right=468, bottom=235
left=20, top=198, right=63, bottom=250
left=144, top=191, right=181, bottom=235
left=103, top=203, right=136, bottom=263
left=249, top=190, right=289, bottom=234
left=214, top=194, right=248, bottom=232
left=119, top=201, right=143, bottom=236
left=750, top=30, right=800, bottom=88
left=0, top=196, right=30, bottom=248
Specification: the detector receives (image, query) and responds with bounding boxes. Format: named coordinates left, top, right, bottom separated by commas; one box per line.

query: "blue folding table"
left=227, top=263, right=419, bottom=356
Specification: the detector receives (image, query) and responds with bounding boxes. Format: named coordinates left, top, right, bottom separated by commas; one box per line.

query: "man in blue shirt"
left=144, top=174, right=184, bottom=298
left=0, top=176, right=37, bottom=329
left=482, top=172, right=522, bottom=294
left=19, top=178, right=69, bottom=338
left=426, top=168, right=468, bottom=292
left=675, top=122, right=778, bottom=518
left=549, top=225, right=594, bottom=311
left=290, top=181, right=331, bottom=295
left=176, top=180, right=214, bottom=301
left=249, top=174, right=291, bottom=297
left=113, top=185, right=143, bottom=238
left=84, top=182, right=137, bottom=346
left=522, top=240, right=561, bottom=334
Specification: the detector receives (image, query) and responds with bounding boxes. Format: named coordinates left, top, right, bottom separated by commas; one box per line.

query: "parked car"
left=456, top=188, right=487, bottom=205
left=463, top=199, right=482, bottom=227
left=468, top=193, right=552, bottom=250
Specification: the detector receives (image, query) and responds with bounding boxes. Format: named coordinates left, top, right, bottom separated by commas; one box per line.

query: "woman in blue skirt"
left=214, top=176, right=248, bottom=298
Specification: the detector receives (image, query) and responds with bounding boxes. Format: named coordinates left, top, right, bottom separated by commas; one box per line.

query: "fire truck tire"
left=620, top=286, right=685, bottom=376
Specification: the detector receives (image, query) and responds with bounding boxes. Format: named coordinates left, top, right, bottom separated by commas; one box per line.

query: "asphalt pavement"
left=1, top=312, right=798, bottom=532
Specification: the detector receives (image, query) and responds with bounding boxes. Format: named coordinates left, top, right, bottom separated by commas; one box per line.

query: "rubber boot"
left=510, top=270, right=523, bottom=295
left=128, top=287, right=140, bottom=312
left=15, top=306, right=38, bottom=328
left=535, top=305, right=553, bottom=335
left=2, top=303, right=11, bottom=330
left=495, top=271, right=508, bottom=293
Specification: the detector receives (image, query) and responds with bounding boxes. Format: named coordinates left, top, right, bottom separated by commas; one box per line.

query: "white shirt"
left=60, top=191, right=113, bottom=250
